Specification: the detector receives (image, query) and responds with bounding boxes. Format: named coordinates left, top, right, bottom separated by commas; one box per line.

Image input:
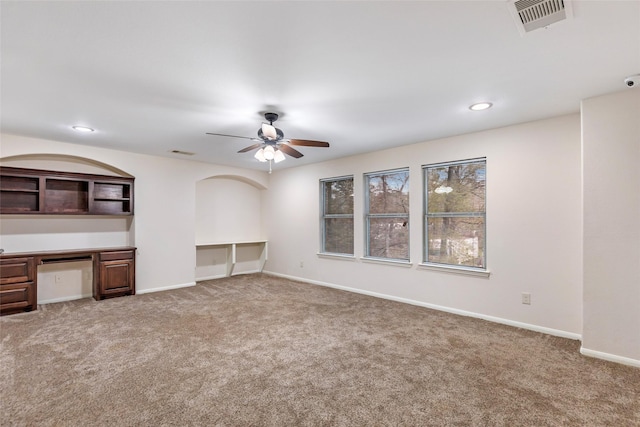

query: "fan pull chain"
left=269, top=159, right=273, bottom=174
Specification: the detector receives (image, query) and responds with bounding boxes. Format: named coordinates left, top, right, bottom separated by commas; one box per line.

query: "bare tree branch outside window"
left=321, top=176, right=354, bottom=255
left=365, top=169, right=410, bottom=260
left=424, top=159, right=486, bottom=268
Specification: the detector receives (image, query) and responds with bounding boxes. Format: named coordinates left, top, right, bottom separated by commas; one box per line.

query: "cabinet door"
left=96, top=259, right=135, bottom=299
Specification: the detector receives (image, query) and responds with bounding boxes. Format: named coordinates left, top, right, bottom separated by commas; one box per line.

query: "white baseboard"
left=136, top=281, right=196, bottom=295
left=196, top=274, right=228, bottom=281
left=196, top=270, right=262, bottom=282
left=264, top=271, right=582, bottom=341
left=39, top=293, right=93, bottom=305
left=233, top=269, right=262, bottom=276
left=580, top=347, right=640, bottom=368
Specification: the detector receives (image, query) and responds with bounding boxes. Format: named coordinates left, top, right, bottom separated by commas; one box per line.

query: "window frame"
left=319, top=175, right=354, bottom=256
left=364, top=167, right=410, bottom=262
left=422, top=158, right=487, bottom=272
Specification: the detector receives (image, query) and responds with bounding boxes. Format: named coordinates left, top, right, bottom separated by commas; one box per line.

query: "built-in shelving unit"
left=0, top=167, right=134, bottom=215
left=196, top=240, right=268, bottom=277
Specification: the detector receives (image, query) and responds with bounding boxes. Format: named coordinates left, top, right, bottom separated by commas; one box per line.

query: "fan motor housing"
left=264, top=112, right=279, bottom=123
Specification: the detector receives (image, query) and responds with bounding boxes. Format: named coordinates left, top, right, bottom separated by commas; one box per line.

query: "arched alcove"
left=0, top=153, right=135, bottom=303
left=195, top=175, right=265, bottom=244
left=204, top=174, right=267, bottom=190
left=195, top=175, right=267, bottom=280
left=0, top=153, right=133, bottom=177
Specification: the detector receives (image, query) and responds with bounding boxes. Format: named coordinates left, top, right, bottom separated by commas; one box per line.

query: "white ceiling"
left=1, top=1, right=639, bottom=171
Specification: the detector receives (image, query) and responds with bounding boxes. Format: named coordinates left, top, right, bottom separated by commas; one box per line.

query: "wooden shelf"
left=1, top=188, right=39, bottom=193
left=0, top=167, right=134, bottom=215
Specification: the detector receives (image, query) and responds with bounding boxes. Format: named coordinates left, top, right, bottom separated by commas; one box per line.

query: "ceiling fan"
left=206, top=112, right=330, bottom=165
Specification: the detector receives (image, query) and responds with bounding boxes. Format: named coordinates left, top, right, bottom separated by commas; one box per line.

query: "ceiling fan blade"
left=206, top=132, right=259, bottom=141
left=278, top=144, right=304, bottom=158
left=238, top=143, right=264, bottom=153
left=288, top=139, right=330, bottom=147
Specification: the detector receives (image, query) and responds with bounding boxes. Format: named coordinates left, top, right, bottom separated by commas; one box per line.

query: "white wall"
left=582, top=88, right=640, bottom=364
left=264, top=114, right=583, bottom=337
left=0, top=134, right=269, bottom=297
left=195, top=177, right=265, bottom=244
left=37, top=261, right=93, bottom=304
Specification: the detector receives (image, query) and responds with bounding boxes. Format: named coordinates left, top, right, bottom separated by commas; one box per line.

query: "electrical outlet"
left=55, top=274, right=62, bottom=283
left=299, top=261, right=304, bottom=268
left=522, top=292, right=531, bottom=305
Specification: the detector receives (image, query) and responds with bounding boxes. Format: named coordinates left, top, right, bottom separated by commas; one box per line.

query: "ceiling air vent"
left=169, top=149, right=195, bottom=156
left=508, top=0, right=573, bottom=35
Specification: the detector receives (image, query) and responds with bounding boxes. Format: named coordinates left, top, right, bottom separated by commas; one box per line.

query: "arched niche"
left=197, top=173, right=267, bottom=190
left=0, top=153, right=134, bottom=253
left=0, top=153, right=133, bottom=177
left=195, top=175, right=265, bottom=244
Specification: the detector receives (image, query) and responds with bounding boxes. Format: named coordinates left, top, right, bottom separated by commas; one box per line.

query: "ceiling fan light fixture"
left=263, top=145, right=275, bottom=160
left=273, top=149, right=286, bottom=163
left=207, top=111, right=329, bottom=165
left=262, top=123, right=278, bottom=140
left=254, top=148, right=267, bottom=162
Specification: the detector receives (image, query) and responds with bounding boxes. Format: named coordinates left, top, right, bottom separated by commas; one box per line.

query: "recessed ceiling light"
left=469, top=102, right=493, bottom=111
left=72, top=125, right=95, bottom=132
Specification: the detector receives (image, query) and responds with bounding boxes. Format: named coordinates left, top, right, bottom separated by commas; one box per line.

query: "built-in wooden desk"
left=0, top=246, right=136, bottom=315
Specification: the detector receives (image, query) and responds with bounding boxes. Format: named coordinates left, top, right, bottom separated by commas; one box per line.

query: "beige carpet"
left=1, top=273, right=638, bottom=426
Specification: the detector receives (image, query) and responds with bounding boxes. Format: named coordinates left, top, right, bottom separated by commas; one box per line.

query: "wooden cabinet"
left=0, top=247, right=136, bottom=315
left=95, top=250, right=135, bottom=300
left=0, top=257, right=36, bottom=314
left=0, top=167, right=134, bottom=215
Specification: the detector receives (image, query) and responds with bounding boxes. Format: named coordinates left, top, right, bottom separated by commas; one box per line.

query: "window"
left=424, top=158, right=486, bottom=269
left=365, top=168, right=409, bottom=261
left=320, top=176, right=354, bottom=255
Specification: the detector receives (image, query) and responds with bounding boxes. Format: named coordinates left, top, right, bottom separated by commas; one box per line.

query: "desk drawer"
left=0, top=257, right=35, bottom=285
left=0, top=281, right=35, bottom=313
left=99, top=250, right=134, bottom=262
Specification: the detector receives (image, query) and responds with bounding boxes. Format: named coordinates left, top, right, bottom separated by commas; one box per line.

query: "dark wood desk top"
left=0, top=246, right=136, bottom=260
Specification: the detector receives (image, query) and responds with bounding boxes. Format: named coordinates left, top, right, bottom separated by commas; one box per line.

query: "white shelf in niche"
left=196, top=240, right=268, bottom=277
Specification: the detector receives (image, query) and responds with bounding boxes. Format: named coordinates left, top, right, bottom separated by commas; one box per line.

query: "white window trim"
left=364, top=167, right=410, bottom=262
left=320, top=175, right=354, bottom=256
left=418, top=262, right=490, bottom=278
left=423, top=157, right=486, bottom=270
left=361, top=256, right=413, bottom=268
left=317, top=252, right=356, bottom=261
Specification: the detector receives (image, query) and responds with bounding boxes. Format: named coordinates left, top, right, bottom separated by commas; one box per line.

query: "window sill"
left=317, top=253, right=356, bottom=261
left=418, top=263, right=490, bottom=278
left=360, top=257, right=413, bottom=268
